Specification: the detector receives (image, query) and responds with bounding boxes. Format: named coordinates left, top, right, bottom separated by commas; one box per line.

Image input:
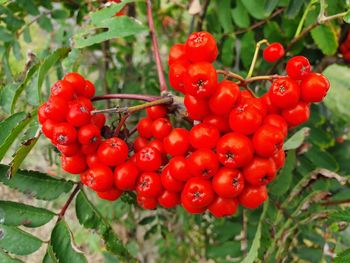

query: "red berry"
left=137, top=117, right=153, bottom=139
left=97, top=137, right=128, bottom=166
left=169, top=62, right=188, bottom=93
left=185, top=31, right=218, bottom=63
left=212, top=168, right=244, bottom=198
left=57, top=143, right=80, bottom=157
left=136, top=172, right=163, bottom=198
left=168, top=156, right=191, bottom=182
left=82, top=80, right=95, bottom=98
left=209, top=80, right=241, bottom=115
left=189, top=123, right=220, bottom=149
left=209, top=197, right=238, bottom=218
left=66, top=102, right=91, bottom=127
left=286, top=56, right=311, bottom=80
left=269, top=77, right=300, bottom=109
left=136, top=146, right=162, bottom=172
left=263, top=114, right=288, bottom=138
left=133, top=136, right=148, bottom=152
left=158, top=190, right=180, bottom=208
left=73, top=97, right=93, bottom=111
left=137, top=195, right=158, bottom=210
left=168, top=43, right=187, bottom=65
left=38, top=103, right=48, bottom=124
left=263, top=43, right=285, bottom=62
left=203, top=114, right=230, bottom=133
left=52, top=123, right=77, bottom=145
left=181, top=196, right=206, bottom=214
left=243, top=157, right=277, bottom=186
left=50, top=80, right=75, bottom=101
left=80, top=164, right=114, bottom=191
left=151, top=118, right=172, bottom=139
left=300, top=73, right=330, bottom=103
left=239, top=185, right=268, bottom=209
left=44, top=97, right=68, bottom=122
left=252, top=124, right=285, bottom=158
left=78, top=124, right=101, bottom=145
left=81, top=141, right=100, bottom=155
left=187, top=149, right=219, bottom=179
left=146, top=105, right=168, bottom=120
left=42, top=119, right=57, bottom=139
left=64, top=72, right=86, bottom=95
left=86, top=153, right=100, bottom=168
left=181, top=177, right=215, bottom=208
left=261, top=93, right=280, bottom=114
left=147, top=139, right=165, bottom=154
left=160, top=165, right=185, bottom=192
left=163, top=128, right=190, bottom=156
left=273, top=149, right=286, bottom=170
left=114, top=162, right=139, bottom=191
left=91, top=114, right=106, bottom=129
left=61, top=153, right=87, bottom=174
left=97, top=188, right=122, bottom=201
left=282, top=101, right=310, bottom=127
left=184, top=94, right=210, bottom=120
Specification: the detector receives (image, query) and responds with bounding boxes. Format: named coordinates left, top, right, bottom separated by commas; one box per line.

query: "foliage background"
left=0, top=0, right=350, bottom=262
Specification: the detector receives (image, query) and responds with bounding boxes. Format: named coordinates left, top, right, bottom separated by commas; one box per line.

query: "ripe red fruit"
left=97, top=188, right=122, bottom=201
left=50, top=80, right=75, bottom=100
left=209, top=197, right=238, bottom=218
left=160, top=165, right=185, bottom=192
left=158, top=191, right=180, bottom=208
left=184, top=94, right=210, bottom=120
left=216, top=132, right=254, bottom=168
left=114, top=162, right=139, bottom=191
left=281, top=101, right=310, bottom=127
left=261, top=93, right=280, bottom=114
left=42, top=119, right=57, bottom=139
left=168, top=156, right=191, bottom=182
left=273, top=149, right=286, bottom=170
left=239, top=185, right=268, bottom=209
left=38, top=103, right=47, bottom=124
left=78, top=124, right=101, bottom=145
left=148, top=139, right=165, bottom=154
left=136, top=146, right=162, bottom=172
left=133, top=136, right=148, bottom=152
left=146, top=105, right=168, bottom=120
left=185, top=62, right=218, bottom=98
left=73, top=97, right=93, bottom=111
left=300, top=73, right=330, bottom=103
left=263, top=43, right=285, bottom=62
left=82, top=80, right=95, bottom=98
left=163, top=128, right=190, bottom=156
left=181, top=177, right=215, bottom=208
left=185, top=31, right=218, bottom=63
left=263, top=114, right=288, bottom=138
left=286, top=56, right=311, bottom=80
left=168, top=43, right=187, bottom=65
left=44, top=97, right=68, bottom=122
left=80, top=165, right=114, bottom=191
left=169, top=62, right=188, bottom=93
left=203, top=114, right=231, bottom=133
left=252, top=124, right=285, bottom=157
left=66, top=102, right=91, bottom=127
left=243, top=157, right=277, bottom=186
left=269, top=77, right=300, bottom=109
left=212, top=168, right=244, bottom=198
left=81, top=141, right=100, bottom=155
left=61, top=154, right=87, bottom=174
left=136, top=172, right=163, bottom=198
left=209, top=80, right=240, bottom=115
left=91, top=114, right=106, bottom=129
left=97, top=137, right=128, bottom=166
left=187, top=149, right=219, bottom=179
left=137, top=117, right=153, bottom=139
left=181, top=197, right=206, bottom=214
left=57, top=143, right=80, bottom=157
left=64, top=72, right=86, bottom=95
left=52, top=123, right=77, bottom=145
left=189, top=123, right=220, bottom=149
left=151, top=118, right=172, bottom=139
left=137, top=195, right=158, bottom=210
left=86, top=153, right=100, bottom=168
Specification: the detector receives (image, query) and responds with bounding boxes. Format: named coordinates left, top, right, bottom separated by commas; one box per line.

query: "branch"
left=216, top=69, right=245, bottom=83
left=92, top=93, right=160, bottom=102
left=146, top=0, right=168, bottom=94
left=196, top=0, right=211, bottom=31
left=57, top=183, right=81, bottom=221
left=247, top=39, right=269, bottom=78
left=321, top=198, right=350, bottom=206
left=245, top=74, right=281, bottom=83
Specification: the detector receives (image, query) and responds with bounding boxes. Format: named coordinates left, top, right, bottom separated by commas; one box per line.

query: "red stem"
left=57, top=183, right=81, bottom=220
left=146, top=0, right=168, bottom=94
left=92, top=94, right=160, bottom=102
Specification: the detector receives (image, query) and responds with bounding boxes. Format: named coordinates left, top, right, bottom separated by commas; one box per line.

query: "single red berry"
left=269, top=77, right=300, bottom=109
left=273, top=149, right=286, bottom=170
left=81, top=141, right=100, bottom=155
left=160, top=165, right=185, bottom=192
left=137, top=195, right=158, bottom=210
left=42, top=119, right=57, bottom=139
left=80, top=164, right=114, bottom=191
left=243, top=157, right=277, bottom=186
left=97, top=137, right=129, bottom=166
left=158, top=190, right=180, bottom=208
left=239, top=185, right=268, bottom=209
left=148, top=139, right=165, bottom=154
left=209, top=197, right=238, bottom=218
left=252, top=124, right=285, bottom=158
left=286, top=56, right=311, bottom=80
left=185, top=31, right=218, bottom=63
left=146, top=105, right=168, bottom=120
left=57, top=143, right=80, bottom=157
left=300, top=73, right=330, bottom=103
left=263, top=114, right=288, bottom=138
left=86, top=153, right=100, bottom=168
left=187, top=149, right=219, bottom=179
left=52, top=123, right=77, bottom=145
left=78, top=124, right=101, bottom=145
left=168, top=43, right=187, bottom=65
left=72, top=97, right=93, bottom=111
left=38, top=103, right=48, bottom=124
left=50, top=80, right=75, bottom=101
left=97, top=188, right=122, bottom=201
left=151, top=118, right=172, bottom=140
left=136, top=146, right=162, bottom=172
left=185, top=62, right=218, bottom=98
left=189, top=123, right=220, bottom=149
left=114, top=162, right=139, bottom=191
left=63, top=72, right=86, bottom=95
left=44, top=97, right=68, bottom=122
left=91, top=113, right=106, bottom=129
left=203, top=114, right=230, bottom=133
left=133, top=136, right=149, bottom=152
left=61, top=153, right=87, bottom=174
left=137, top=117, right=153, bottom=139
left=168, top=156, right=191, bottom=182
left=136, top=172, right=163, bottom=198
left=246, top=97, right=268, bottom=117
left=163, top=128, right=190, bottom=156
left=181, top=196, right=206, bottom=214
left=263, top=43, right=285, bottom=62
left=181, top=177, right=215, bottom=208
left=216, top=132, right=254, bottom=168
left=212, top=168, right=244, bottom=198
left=82, top=80, right=95, bottom=98
left=184, top=94, right=210, bottom=121
left=169, top=62, right=189, bottom=93
left=282, top=101, right=310, bottom=127
left=261, top=93, right=281, bottom=114
left=66, top=102, right=91, bottom=127
left=209, top=80, right=241, bottom=115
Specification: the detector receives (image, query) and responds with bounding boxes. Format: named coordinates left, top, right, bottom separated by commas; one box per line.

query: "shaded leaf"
left=334, top=248, right=350, bottom=263
left=207, top=241, right=241, bottom=259
left=283, top=127, right=310, bottom=150
left=0, top=249, right=23, bottom=263
left=37, top=16, right=53, bottom=32
left=240, top=31, right=255, bottom=69
left=286, top=0, right=304, bottom=18
left=221, top=36, right=235, bottom=66
left=311, top=24, right=338, bottom=55
left=139, top=216, right=156, bottom=225
left=343, top=10, right=350, bottom=23
left=304, top=146, right=339, bottom=171
left=232, top=0, right=250, bottom=28
left=216, top=0, right=234, bottom=33
left=241, top=0, right=270, bottom=19
left=43, top=245, right=58, bottom=263
left=264, top=0, right=279, bottom=14
left=330, top=208, right=350, bottom=222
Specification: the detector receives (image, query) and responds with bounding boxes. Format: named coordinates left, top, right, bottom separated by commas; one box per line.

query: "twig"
left=245, top=74, right=281, bottom=83
left=114, top=113, right=130, bottom=136
left=57, top=183, right=81, bottom=221
left=216, top=69, right=245, bottom=83
left=92, top=93, right=160, bottom=102
left=146, top=0, right=168, bottom=94
left=17, top=12, right=51, bottom=36
left=246, top=39, right=269, bottom=78
left=321, top=198, right=350, bottom=206
left=241, top=209, right=248, bottom=257
left=196, top=0, right=211, bottom=31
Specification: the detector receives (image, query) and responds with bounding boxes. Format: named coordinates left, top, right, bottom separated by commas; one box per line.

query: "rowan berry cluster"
left=339, top=31, right=350, bottom=62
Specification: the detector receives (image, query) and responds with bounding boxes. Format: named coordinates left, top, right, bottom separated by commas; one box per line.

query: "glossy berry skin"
left=91, top=114, right=106, bottom=129
left=52, top=123, right=77, bottom=145
left=97, top=188, right=122, bottom=201
left=78, top=124, right=101, bottom=145
left=64, top=72, right=86, bottom=95
left=263, top=114, right=288, bottom=138
left=82, top=80, right=96, bottom=98
left=203, top=114, right=231, bottom=133
left=209, top=80, right=240, bottom=115
left=137, top=117, right=153, bottom=139
left=269, top=77, right=300, bottom=109
left=263, top=43, right=285, bottom=62
left=133, top=137, right=148, bottom=153
left=136, top=146, right=162, bottom=172
left=50, top=80, right=75, bottom=100
left=181, top=196, right=206, bottom=214
left=97, top=137, right=128, bottom=167
left=261, top=93, right=280, bottom=114
left=81, top=142, right=100, bottom=155
left=185, top=31, right=218, bottom=63
left=252, top=124, right=285, bottom=158
left=146, top=105, right=168, bottom=120
left=187, top=149, right=219, bottom=179
left=114, top=162, right=139, bottom=191
left=73, top=97, right=93, bottom=111
left=209, top=197, right=238, bottom=218
left=57, top=143, right=79, bottom=157
left=86, top=153, right=100, bottom=168
left=38, top=103, right=47, bottom=124
left=136, top=172, right=163, bottom=198
left=44, top=97, right=68, bottom=122
left=158, top=191, right=180, bottom=208
left=300, top=73, right=330, bottom=102
left=189, top=123, right=220, bottom=149
left=239, top=185, right=268, bottom=209
left=184, top=95, right=210, bottom=120
left=80, top=165, right=114, bottom=192
left=286, top=56, right=311, bottom=80
left=148, top=139, right=165, bottom=154
left=151, top=118, right=172, bottom=139
left=169, top=62, right=188, bottom=93
left=42, top=119, right=57, bottom=139
left=61, top=154, right=87, bottom=174
left=243, top=157, right=277, bottom=186
left=185, top=62, right=218, bottom=98
left=160, top=165, right=184, bottom=192
left=282, top=101, right=310, bottom=127
left=181, top=177, right=215, bottom=208
left=212, top=168, right=244, bottom=198
left=137, top=195, right=158, bottom=210
left=216, top=132, right=254, bottom=168
left=163, top=128, right=190, bottom=156
left=66, top=102, right=91, bottom=127
left=168, top=156, right=191, bottom=182
left=273, top=149, right=286, bottom=170
left=168, top=44, right=187, bottom=65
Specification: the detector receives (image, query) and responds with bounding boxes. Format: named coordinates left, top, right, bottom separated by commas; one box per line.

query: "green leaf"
left=331, top=141, right=350, bottom=174
left=330, top=208, right=350, bottom=222
left=240, top=31, right=255, bottom=69
left=216, top=0, right=234, bottom=33
left=283, top=127, right=310, bottom=150
left=43, top=245, right=58, bottom=263
left=232, top=0, right=250, bottom=28
left=0, top=225, right=42, bottom=255
left=241, top=0, right=270, bottom=19
left=0, top=201, right=54, bottom=228
left=0, top=164, right=74, bottom=200
left=16, top=0, right=39, bottom=15
left=207, top=241, right=241, bottom=259
left=37, top=16, right=53, bottom=32
left=75, top=191, right=134, bottom=261
left=37, top=48, right=71, bottom=103
left=0, top=27, right=13, bottom=42
left=343, top=10, right=350, bottom=23
left=311, top=24, right=338, bottom=55
left=264, top=0, right=279, bottom=14
left=221, top=36, right=235, bottom=66
left=269, top=150, right=296, bottom=196
left=51, top=10, right=70, bottom=20
left=0, top=250, right=23, bottom=263
left=138, top=216, right=156, bottom=225
left=286, top=0, right=304, bottom=18
left=50, top=220, right=87, bottom=263
left=334, top=248, right=350, bottom=263
left=304, top=146, right=339, bottom=171
left=309, top=127, right=334, bottom=149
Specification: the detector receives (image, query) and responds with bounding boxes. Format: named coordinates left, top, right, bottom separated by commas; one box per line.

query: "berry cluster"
left=340, top=31, right=350, bottom=62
